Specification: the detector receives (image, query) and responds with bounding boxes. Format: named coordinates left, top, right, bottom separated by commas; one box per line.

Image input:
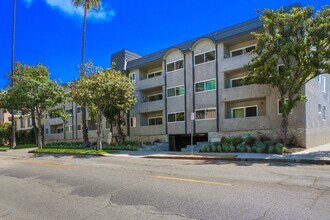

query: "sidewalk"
left=110, top=143, right=330, bottom=165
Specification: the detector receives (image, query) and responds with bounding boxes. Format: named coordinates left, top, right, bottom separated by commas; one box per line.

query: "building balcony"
left=220, top=53, right=256, bottom=72
left=130, top=125, right=165, bottom=136
left=136, top=76, right=164, bottom=91
left=221, top=84, right=270, bottom=102
left=48, top=117, right=64, bottom=126
left=138, top=100, right=164, bottom=113
left=222, top=115, right=271, bottom=131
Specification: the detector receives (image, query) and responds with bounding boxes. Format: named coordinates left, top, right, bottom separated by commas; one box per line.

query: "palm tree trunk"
left=10, top=0, right=17, bottom=149
left=81, top=4, right=90, bottom=147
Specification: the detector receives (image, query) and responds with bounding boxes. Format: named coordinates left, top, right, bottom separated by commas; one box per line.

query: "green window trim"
left=195, top=79, right=216, bottom=93
left=167, top=112, right=185, bottom=123
left=167, top=86, right=184, bottom=98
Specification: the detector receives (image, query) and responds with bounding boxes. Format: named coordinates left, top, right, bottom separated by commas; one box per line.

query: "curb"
left=143, top=156, right=330, bottom=165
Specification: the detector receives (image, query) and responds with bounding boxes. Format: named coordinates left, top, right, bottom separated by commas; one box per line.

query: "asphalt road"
left=0, top=150, right=329, bottom=220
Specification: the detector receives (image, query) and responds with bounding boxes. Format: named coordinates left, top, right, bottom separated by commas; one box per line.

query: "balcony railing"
left=221, top=84, right=270, bottom=102
left=136, top=75, right=164, bottom=90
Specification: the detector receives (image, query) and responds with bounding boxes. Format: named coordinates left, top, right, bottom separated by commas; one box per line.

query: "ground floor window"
left=130, top=117, right=136, bottom=127
left=232, top=106, right=258, bottom=118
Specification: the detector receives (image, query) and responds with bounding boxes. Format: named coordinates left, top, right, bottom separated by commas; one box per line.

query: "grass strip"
left=30, top=148, right=117, bottom=156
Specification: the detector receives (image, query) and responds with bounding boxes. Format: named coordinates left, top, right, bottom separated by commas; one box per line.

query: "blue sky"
left=0, top=0, right=328, bottom=88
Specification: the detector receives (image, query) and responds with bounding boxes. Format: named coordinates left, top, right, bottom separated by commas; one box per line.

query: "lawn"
left=0, top=147, right=9, bottom=151
left=30, top=148, right=117, bottom=156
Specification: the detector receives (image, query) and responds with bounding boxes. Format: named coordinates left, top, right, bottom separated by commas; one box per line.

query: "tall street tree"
left=71, top=0, right=102, bottom=147
left=245, top=6, right=330, bottom=144
left=72, top=67, right=136, bottom=150
left=0, top=63, right=69, bottom=148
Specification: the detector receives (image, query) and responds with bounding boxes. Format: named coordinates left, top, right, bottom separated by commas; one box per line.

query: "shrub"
left=244, top=135, right=256, bottom=145
left=274, top=143, right=284, bottom=154
left=211, top=145, right=217, bottom=152
left=258, top=133, right=271, bottom=142
left=229, top=145, right=235, bottom=152
left=263, top=140, right=275, bottom=147
left=222, top=144, right=230, bottom=152
left=199, top=147, right=206, bottom=152
left=237, top=144, right=246, bottom=152
left=254, top=141, right=267, bottom=153
left=246, top=146, right=252, bottom=153
left=216, top=145, right=222, bottom=152
left=206, top=146, right=211, bottom=152
left=267, top=146, right=274, bottom=154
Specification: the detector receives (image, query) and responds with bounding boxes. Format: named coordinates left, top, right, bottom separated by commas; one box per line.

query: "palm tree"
left=10, top=0, right=17, bottom=149
left=71, top=0, right=101, bottom=147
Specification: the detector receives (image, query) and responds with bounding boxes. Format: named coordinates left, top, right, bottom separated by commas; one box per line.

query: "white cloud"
left=23, top=0, right=115, bottom=22
left=23, top=0, right=34, bottom=7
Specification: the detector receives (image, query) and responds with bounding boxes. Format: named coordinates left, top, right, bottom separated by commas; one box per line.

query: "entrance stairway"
left=181, top=142, right=209, bottom=152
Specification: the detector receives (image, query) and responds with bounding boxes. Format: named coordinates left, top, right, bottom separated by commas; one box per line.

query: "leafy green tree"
left=0, top=63, right=69, bottom=148
left=72, top=67, right=136, bottom=150
left=0, top=123, right=11, bottom=145
left=71, top=0, right=102, bottom=147
left=246, top=6, right=330, bottom=144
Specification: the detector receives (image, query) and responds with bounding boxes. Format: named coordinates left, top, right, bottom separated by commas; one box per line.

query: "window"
left=46, top=128, right=49, bottom=134
left=77, top=106, right=82, bottom=114
left=196, top=108, right=216, bottom=120
left=322, top=76, right=326, bottom=93
left=65, top=109, right=73, bottom=115
left=230, top=45, right=256, bottom=57
left=277, top=64, right=285, bottom=74
left=148, top=94, right=163, bottom=102
left=106, top=120, right=110, bottom=129
left=230, top=77, right=246, bottom=88
left=194, top=50, right=215, bottom=65
left=65, top=125, right=73, bottom=132
left=77, top=125, right=82, bottom=131
left=130, top=117, right=136, bottom=128
left=57, top=127, right=64, bottom=133
left=28, top=117, right=32, bottom=127
left=148, top=117, right=163, bottom=126
left=167, top=60, right=184, bottom=72
left=195, top=79, right=216, bottom=93
left=322, top=106, right=326, bottom=120
left=318, top=75, right=322, bottom=84
left=318, top=104, right=322, bottom=113
left=147, top=71, right=162, bottom=78
left=20, top=118, right=25, bottom=128
left=167, top=86, right=184, bottom=97
left=168, top=112, right=185, bottom=123
left=129, top=72, right=136, bottom=83
left=232, top=106, right=258, bottom=118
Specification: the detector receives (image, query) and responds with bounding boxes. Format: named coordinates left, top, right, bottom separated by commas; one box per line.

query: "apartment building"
left=43, top=3, right=330, bottom=150
left=117, top=3, right=329, bottom=150
left=0, top=110, right=34, bottom=131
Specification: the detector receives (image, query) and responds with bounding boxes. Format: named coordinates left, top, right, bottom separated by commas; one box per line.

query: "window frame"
left=166, top=59, right=184, bottom=73
left=65, top=125, right=73, bottom=132
left=167, top=85, right=185, bottom=98
left=167, top=112, right=185, bottom=123
left=147, top=93, right=163, bottom=102
left=129, top=72, right=137, bottom=83
left=195, top=108, right=217, bottom=121
left=130, top=117, right=136, bottom=128
left=194, top=79, right=216, bottom=93
left=230, top=76, right=246, bottom=88
left=194, top=49, right=216, bottom=66
left=147, top=70, right=162, bottom=79
left=148, top=116, right=163, bottom=126
left=231, top=105, right=258, bottom=118
left=77, top=124, right=82, bottom=131
left=230, top=44, right=256, bottom=58
left=322, top=106, right=326, bottom=120
left=322, top=76, right=326, bottom=93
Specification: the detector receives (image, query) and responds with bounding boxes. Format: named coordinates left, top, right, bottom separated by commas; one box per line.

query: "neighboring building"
left=43, top=3, right=330, bottom=149
left=0, top=110, right=34, bottom=131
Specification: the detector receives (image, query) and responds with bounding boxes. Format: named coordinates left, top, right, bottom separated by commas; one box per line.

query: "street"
left=0, top=150, right=329, bottom=220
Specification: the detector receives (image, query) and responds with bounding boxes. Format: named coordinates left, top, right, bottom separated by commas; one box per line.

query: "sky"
left=0, top=0, right=328, bottom=88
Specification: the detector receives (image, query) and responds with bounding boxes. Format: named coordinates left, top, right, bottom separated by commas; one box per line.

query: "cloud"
left=23, top=0, right=34, bottom=7
left=23, top=0, right=115, bottom=22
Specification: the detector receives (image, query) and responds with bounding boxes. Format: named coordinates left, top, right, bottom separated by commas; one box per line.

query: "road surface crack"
left=250, top=208, right=270, bottom=220
left=134, top=207, right=196, bottom=219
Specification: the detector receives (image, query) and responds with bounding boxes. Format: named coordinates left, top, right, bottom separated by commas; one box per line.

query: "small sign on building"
left=191, top=113, right=195, bottom=121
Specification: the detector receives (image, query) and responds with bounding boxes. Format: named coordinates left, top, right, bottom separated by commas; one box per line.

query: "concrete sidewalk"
left=110, top=143, right=330, bottom=165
